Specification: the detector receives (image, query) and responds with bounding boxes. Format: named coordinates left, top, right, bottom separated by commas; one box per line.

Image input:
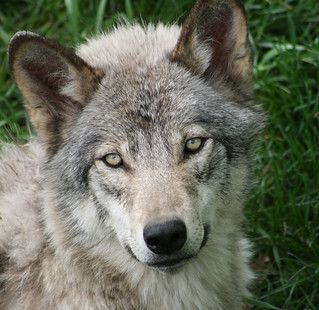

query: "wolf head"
left=8, top=0, right=264, bottom=272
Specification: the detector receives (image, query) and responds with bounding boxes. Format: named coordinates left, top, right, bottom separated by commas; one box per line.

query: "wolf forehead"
left=76, top=25, right=260, bottom=143
left=77, top=67, right=247, bottom=153
left=85, top=65, right=211, bottom=132
left=79, top=24, right=210, bottom=121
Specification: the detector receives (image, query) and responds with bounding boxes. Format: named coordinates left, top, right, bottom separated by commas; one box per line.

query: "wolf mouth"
left=125, top=244, right=193, bottom=269
left=200, top=224, right=211, bottom=248
left=147, top=256, right=193, bottom=268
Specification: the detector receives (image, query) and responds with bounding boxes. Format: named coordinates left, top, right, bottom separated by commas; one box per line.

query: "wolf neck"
left=130, top=235, right=249, bottom=310
left=54, top=241, right=235, bottom=310
left=133, top=252, right=230, bottom=310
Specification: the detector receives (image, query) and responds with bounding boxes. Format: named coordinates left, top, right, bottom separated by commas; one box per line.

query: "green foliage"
left=0, top=0, right=318, bottom=308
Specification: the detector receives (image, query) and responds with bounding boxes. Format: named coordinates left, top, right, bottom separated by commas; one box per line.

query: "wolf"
left=0, top=0, right=264, bottom=309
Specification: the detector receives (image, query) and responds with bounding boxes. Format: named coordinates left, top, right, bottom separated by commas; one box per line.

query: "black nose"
left=143, top=219, right=187, bottom=255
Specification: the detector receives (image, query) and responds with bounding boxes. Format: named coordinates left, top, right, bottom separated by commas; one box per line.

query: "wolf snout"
left=143, top=219, right=187, bottom=255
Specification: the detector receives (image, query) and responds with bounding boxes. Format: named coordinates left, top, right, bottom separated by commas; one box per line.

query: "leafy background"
left=0, top=0, right=318, bottom=308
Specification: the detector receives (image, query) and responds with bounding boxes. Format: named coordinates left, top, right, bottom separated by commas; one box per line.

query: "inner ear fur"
left=8, top=31, right=103, bottom=153
left=171, top=0, right=252, bottom=94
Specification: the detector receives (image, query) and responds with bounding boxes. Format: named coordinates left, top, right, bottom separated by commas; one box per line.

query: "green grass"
left=0, top=0, right=318, bottom=308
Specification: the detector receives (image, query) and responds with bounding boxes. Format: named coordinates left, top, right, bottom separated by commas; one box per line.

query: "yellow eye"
left=104, top=153, right=123, bottom=167
left=185, top=138, right=203, bottom=153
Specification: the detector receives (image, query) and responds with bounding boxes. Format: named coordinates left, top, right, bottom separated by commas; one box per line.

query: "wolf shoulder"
left=0, top=141, right=44, bottom=269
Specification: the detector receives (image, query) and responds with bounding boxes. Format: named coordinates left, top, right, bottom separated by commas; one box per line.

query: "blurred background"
left=0, top=0, right=318, bottom=308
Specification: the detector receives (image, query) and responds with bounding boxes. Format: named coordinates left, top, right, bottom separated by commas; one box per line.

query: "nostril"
left=143, top=219, right=187, bottom=255
left=147, top=236, right=159, bottom=246
left=172, top=232, right=181, bottom=241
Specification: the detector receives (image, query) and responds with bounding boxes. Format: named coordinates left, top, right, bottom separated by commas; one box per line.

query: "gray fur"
left=0, top=1, right=264, bottom=308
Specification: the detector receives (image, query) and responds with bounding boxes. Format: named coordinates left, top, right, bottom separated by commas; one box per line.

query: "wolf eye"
left=103, top=153, right=123, bottom=167
left=185, top=138, right=204, bottom=154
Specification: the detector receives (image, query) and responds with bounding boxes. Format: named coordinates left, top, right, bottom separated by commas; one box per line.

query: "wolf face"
left=8, top=0, right=264, bottom=272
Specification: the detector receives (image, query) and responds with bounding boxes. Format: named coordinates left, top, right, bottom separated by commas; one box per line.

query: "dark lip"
left=125, top=245, right=193, bottom=269
left=125, top=245, right=139, bottom=261
left=201, top=224, right=211, bottom=248
left=147, top=255, right=194, bottom=268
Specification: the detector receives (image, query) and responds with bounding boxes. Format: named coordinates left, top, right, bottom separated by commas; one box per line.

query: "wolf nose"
left=143, top=219, right=187, bottom=255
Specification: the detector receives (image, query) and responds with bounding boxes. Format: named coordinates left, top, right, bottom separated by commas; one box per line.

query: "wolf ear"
left=171, top=0, right=251, bottom=93
left=8, top=31, right=103, bottom=152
